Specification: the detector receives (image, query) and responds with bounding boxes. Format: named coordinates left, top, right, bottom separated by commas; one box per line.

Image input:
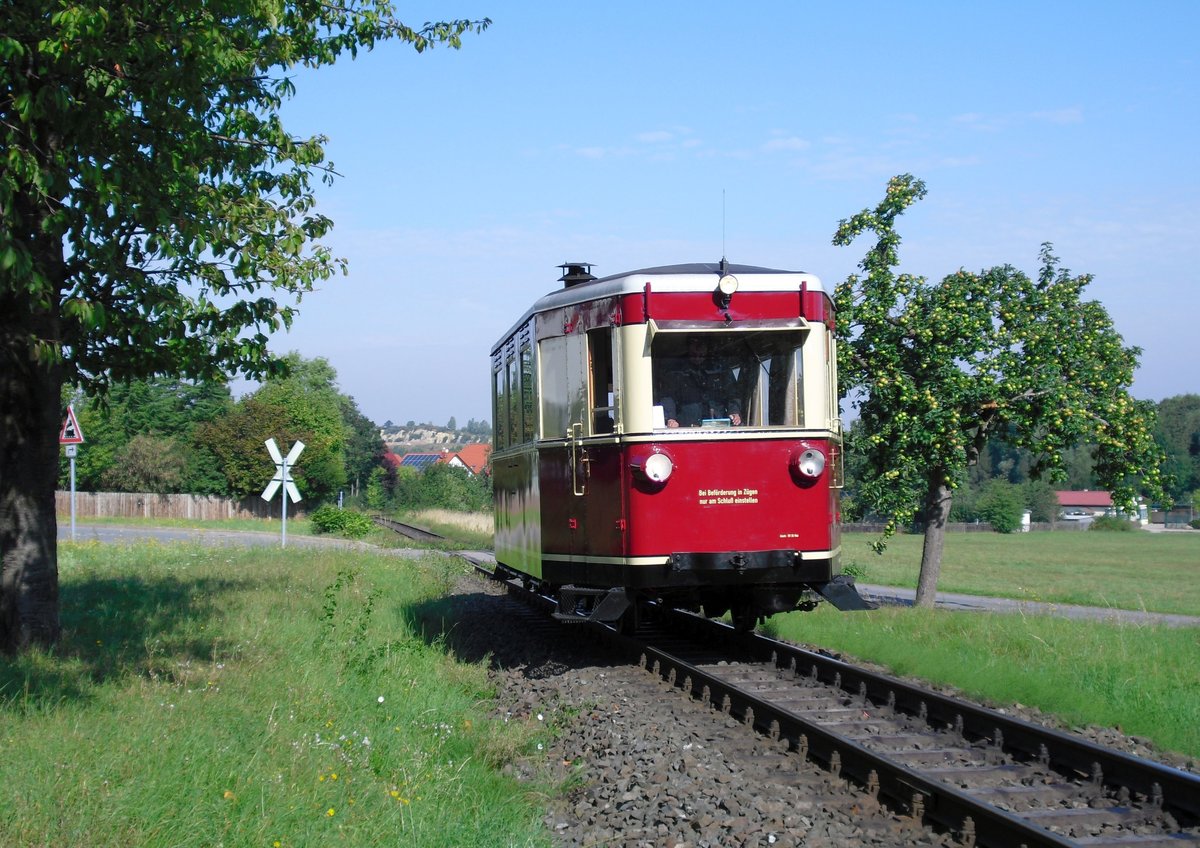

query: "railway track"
left=370, top=514, right=445, bottom=542
left=475, top=561, right=1200, bottom=848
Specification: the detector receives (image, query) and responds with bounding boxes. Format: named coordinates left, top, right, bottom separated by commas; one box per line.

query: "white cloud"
left=1029, top=107, right=1084, bottom=125
left=952, top=107, right=1084, bottom=132
left=952, top=111, right=1005, bottom=132
left=763, top=135, right=810, bottom=152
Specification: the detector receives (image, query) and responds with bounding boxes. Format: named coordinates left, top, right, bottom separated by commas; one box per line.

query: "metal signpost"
left=262, top=438, right=304, bottom=547
left=60, top=406, right=85, bottom=541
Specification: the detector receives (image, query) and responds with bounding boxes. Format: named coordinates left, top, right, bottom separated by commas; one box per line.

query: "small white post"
left=281, top=452, right=289, bottom=548
left=60, top=405, right=84, bottom=542
left=69, top=448, right=77, bottom=541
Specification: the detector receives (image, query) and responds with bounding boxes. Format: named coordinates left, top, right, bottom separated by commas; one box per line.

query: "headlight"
left=643, top=452, right=673, bottom=482
left=790, top=444, right=826, bottom=485
left=631, top=448, right=674, bottom=488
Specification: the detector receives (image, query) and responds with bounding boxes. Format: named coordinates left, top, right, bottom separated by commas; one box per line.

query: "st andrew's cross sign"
left=262, top=438, right=304, bottom=503
left=262, top=438, right=304, bottom=547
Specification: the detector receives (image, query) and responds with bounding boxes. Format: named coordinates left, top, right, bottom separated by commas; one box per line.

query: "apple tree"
left=834, top=175, right=1167, bottom=605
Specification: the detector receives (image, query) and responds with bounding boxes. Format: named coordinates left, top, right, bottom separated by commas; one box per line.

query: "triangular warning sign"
left=60, top=405, right=85, bottom=445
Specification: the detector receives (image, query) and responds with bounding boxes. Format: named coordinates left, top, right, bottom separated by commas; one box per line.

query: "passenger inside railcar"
left=655, top=334, right=744, bottom=428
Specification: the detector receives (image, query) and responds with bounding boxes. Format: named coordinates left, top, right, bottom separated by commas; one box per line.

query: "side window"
left=539, top=336, right=569, bottom=438
left=588, top=328, right=615, bottom=435
left=540, top=333, right=587, bottom=438
left=492, top=355, right=507, bottom=448
left=506, top=354, right=520, bottom=446
left=826, top=327, right=838, bottom=431
left=520, top=342, right=536, bottom=442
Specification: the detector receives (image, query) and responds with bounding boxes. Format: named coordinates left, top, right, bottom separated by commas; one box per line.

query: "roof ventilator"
left=558, top=262, right=596, bottom=288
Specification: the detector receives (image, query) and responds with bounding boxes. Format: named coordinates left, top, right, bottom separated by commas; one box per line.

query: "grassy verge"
left=58, top=513, right=318, bottom=536
left=764, top=605, right=1200, bottom=760
left=841, top=531, right=1200, bottom=616
left=389, top=509, right=494, bottom=551
left=0, top=543, right=548, bottom=847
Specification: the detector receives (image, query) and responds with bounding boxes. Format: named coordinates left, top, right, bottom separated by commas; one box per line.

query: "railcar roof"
left=592, top=262, right=803, bottom=281
left=492, top=261, right=823, bottom=352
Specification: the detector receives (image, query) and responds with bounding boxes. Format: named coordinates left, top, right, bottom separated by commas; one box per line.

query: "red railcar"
left=490, top=261, right=871, bottom=629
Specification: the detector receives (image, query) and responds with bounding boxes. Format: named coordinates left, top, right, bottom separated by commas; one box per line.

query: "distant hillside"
left=379, top=424, right=490, bottom=453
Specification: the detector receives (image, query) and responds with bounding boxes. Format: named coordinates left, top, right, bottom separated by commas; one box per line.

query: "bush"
left=948, top=486, right=979, bottom=523
left=1190, top=518, right=1200, bottom=530
left=392, top=464, right=492, bottom=512
left=1089, top=515, right=1136, bottom=532
left=1023, top=480, right=1061, bottom=523
left=309, top=505, right=375, bottom=538
left=976, top=480, right=1025, bottom=533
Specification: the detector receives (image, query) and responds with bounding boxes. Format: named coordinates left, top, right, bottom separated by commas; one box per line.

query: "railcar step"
left=553, top=586, right=631, bottom=624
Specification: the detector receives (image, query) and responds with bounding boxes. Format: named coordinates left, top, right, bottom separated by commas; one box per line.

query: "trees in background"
left=368, top=462, right=491, bottom=513
left=342, top=396, right=386, bottom=500
left=462, top=418, right=493, bottom=437
left=194, top=354, right=384, bottom=502
left=1, top=0, right=487, bottom=652
left=1155, top=394, right=1200, bottom=504
left=844, top=393, right=1191, bottom=528
left=60, top=355, right=385, bottom=503
left=835, top=175, right=1167, bottom=606
left=61, top=378, right=232, bottom=494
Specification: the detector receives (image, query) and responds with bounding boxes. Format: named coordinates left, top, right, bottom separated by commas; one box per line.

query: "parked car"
left=1060, top=509, right=1094, bottom=521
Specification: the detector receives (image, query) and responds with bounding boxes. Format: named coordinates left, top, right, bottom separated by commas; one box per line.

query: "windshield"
left=651, top=330, right=806, bottom=429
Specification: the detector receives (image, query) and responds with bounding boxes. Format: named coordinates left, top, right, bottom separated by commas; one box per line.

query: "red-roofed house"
left=1055, top=490, right=1147, bottom=525
left=1055, top=490, right=1113, bottom=516
left=454, top=443, right=492, bottom=477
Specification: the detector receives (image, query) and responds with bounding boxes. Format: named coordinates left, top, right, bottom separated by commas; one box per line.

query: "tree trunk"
left=914, top=469, right=953, bottom=608
left=0, top=276, right=64, bottom=654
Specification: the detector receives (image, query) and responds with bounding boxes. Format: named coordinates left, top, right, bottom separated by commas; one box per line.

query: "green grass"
left=0, top=543, right=549, bottom=847
left=21, top=517, right=1197, bottom=831
left=764, top=604, right=1200, bottom=760
left=841, top=530, right=1200, bottom=615
left=393, top=509, right=495, bottom=551
left=60, top=513, right=319, bottom=536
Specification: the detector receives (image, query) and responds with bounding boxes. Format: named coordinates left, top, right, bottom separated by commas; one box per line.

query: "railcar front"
left=491, top=261, right=872, bottom=630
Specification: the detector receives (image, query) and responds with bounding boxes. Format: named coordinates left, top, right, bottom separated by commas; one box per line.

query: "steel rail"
left=659, top=608, right=1200, bottom=823
left=370, top=515, right=444, bottom=542
left=466, top=558, right=1199, bottom=846
left=622, top=607, right=1200, bottom=847
left=600, top=622, right=1084, bottom=847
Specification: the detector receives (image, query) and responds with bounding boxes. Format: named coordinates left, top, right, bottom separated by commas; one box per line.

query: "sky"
left=265, top=1, right=1198, bottom=428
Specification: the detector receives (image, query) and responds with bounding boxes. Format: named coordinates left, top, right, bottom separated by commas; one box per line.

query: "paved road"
left=59, top=525, right=1200, bottom=627
left=858, top=583, right=1200, bottom=628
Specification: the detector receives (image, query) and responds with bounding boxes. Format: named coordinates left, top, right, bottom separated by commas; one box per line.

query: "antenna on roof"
left=722, top=188, right=727, bottom=262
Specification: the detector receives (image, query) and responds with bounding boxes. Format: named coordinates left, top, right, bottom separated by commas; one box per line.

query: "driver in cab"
left=657, top=336, right=742, bottom=428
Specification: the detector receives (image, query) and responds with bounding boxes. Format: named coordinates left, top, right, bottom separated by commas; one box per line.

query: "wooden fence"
left=55, top=491, right=301, bottom=521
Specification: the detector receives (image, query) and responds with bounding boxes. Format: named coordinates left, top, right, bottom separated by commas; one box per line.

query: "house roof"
left=455, top=443, right=492, bottom=475
left=398, top=453, right=446, bottom=470
left=381, top=452, right=403, bottom=469
left=1055, top=490, right=1113, bottom=507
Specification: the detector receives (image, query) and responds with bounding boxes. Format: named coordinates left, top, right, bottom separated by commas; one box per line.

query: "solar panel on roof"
left=399, top=454, right=442, bottom=469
